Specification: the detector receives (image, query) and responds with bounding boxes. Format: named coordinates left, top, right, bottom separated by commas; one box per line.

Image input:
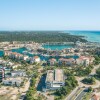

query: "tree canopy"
left=0, top=31, right=87, bottom=43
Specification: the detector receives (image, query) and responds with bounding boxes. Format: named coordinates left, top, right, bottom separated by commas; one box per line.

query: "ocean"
left=64, top=30, right=100, bottom=42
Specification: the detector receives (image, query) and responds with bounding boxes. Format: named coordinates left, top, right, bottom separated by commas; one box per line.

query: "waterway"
left=43, top=44, right=74, bottom=50
left=0, top=51, right=4, bottom=57
left=12, top=47, right=79, bottom=60
left=1, top=31, right=100, bottom=59
left=0, top=47, right=79, bottom=60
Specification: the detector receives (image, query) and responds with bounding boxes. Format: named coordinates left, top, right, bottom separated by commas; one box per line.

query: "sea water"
left=65, top=30, right=100, bottom=42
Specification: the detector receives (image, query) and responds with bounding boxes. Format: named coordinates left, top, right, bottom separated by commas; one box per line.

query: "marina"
left=43, top=44, right=74, bottom=50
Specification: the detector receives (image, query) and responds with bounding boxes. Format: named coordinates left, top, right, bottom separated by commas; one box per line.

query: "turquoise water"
left=12, top=47, right=33, bottom=57
left=0, top=51, right=4, bottom=57
left=43, top=31, right=100, bottom=50
left=0, top=31, right=100, bottom=58
left=11, top=47, right=79, bottom=60
left=12, top=47, right=27, bottom=54
left=43, top=45, right=73, bottom=50
left=65, top=31, right=100, bottom=42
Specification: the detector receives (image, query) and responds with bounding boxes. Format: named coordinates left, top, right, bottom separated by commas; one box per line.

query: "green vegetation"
left=82, top=77, right=95, bottom=85
left=95, top=67, right=100, bottom=80
left=88, top=87, right=93, bottom=92
left=25, top=71, right=46, bottom=100
left=75, top=66, right=93, bottom=76
left=82, top=87, right=93, bottom=100
left=94, top=55, right=100, bottom=65
left=25, top=77, right=37, bottom=100
left=55, top=75, right=78, bottom=100
left=0, top=31, right=87, bottom=42
left=82, top=92, right=91, bottom=100
left=96, top=67, right=100, bottom=78
left=94, top=48, right=100, bottom=56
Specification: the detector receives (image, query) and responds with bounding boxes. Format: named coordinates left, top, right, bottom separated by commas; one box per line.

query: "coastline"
left=64, top=30, right=100, bottom=43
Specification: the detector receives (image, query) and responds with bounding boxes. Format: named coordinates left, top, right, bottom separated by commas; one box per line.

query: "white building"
left=45, top=69, right=65, bottom=90
left=23, top=55, right=29, bottom=61
left=4, top=51, right=29, bottom=61
left=30, top=56, right=40, bottom=63
left=11, top=71, right=26, bottom=77
left=76, top=56, right=94, bottom=67
left=3, top=78, right=22, bottom=86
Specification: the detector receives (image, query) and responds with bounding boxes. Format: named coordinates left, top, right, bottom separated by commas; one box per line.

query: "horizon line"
left=0, top=29, right=100, bottom=32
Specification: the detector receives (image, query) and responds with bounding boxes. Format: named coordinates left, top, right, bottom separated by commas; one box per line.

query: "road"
left=65, top=87, right=79, bottom=100
left=75, top=88, right=88, bottom=100
left=66, top=64, right=100, bottom=100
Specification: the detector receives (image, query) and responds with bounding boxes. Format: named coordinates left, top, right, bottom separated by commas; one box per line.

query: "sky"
left=0, top=0, right=100, bottom=30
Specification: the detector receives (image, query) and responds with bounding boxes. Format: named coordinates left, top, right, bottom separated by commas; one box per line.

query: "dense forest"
left=0, top=31, right=87, bottom=43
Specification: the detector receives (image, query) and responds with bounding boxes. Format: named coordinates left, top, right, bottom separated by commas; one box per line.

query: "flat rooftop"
left=46, top=69, right=64, bottom=82
left=54, top=69, right=64, bottom=82
left=46, top=70, right=54, bottom=82
left=3, top=77, right=22, bottom=82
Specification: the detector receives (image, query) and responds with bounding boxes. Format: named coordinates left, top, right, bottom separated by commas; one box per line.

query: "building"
left=4, top=67, right=11, bottom=77
left=11, top=71, right=26, bottom=77
left=48, top=58, right=57, bottom=66
left=91, top=92, right=100, bottom=100
left=30, top=56, right=40, bottom=63
left=23, top=55, right=29, bottom=61
left=45, top=69, right=65, bottom=90
left=34, top=56, right=40, bottom=63
left=4, top=51, right=29, bottom=61
left=76, top=56, right=94, bottom=67
left=3, top=78, right=22, bottom=87
left=59, top=58, right=75, bottom=66
left=0, top=68, right=4, bottom=82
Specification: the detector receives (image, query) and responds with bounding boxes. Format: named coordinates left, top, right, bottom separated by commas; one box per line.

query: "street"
left=75, top=88, right=88, bottom=100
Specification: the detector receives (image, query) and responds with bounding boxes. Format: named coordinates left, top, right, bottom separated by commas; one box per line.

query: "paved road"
left=65, top=87, right=79, bottom=100
left=75, top=88, right=88, bottom=100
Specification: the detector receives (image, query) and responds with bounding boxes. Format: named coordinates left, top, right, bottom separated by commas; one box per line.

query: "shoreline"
left=64, top=30, right=100, bottom=43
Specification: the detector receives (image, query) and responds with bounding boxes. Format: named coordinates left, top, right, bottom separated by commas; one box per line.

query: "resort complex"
left=0, top=39, right=100, bottom=100
left=0, top=0, right=100, bottom=99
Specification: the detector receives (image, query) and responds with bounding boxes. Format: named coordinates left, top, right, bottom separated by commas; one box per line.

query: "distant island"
left=0, top=31, right=87, bottom=43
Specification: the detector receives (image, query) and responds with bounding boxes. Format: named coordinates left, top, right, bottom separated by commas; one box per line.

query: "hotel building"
left=45, top=69, right=65, bottom=90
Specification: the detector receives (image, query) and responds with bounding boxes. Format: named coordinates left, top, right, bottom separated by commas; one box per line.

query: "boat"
left=22, top=51, right=28, bottom=54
